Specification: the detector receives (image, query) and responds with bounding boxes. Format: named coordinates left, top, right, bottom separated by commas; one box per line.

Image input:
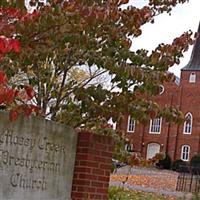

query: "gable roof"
left=182, top=22, right=200, bottom=71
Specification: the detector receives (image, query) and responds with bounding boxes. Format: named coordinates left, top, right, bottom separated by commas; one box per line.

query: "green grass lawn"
left=108, top=187, right=180, bottom=200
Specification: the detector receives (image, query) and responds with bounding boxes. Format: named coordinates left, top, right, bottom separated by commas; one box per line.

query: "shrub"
left=190, top=154, right=200, bottom=167
left=156, top=154, right=171, bottom=169
left=172, top=159, right=189, bottom=172
left=190, top=154, right=200, bottom=174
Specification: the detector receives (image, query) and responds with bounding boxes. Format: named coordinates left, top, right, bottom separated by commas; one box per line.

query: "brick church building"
left=120, top=24, right=200, bottom=162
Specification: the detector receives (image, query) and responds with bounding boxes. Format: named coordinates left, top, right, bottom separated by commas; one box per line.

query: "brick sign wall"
left=71, top=131, right=114, bottom=200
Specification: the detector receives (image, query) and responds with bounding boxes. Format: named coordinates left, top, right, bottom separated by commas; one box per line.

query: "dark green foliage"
left=190, top=154, right=200, bottom=167
left=190, top=154, right=200, bottom=174
left=156, top=154, right=171, bottom=169
left=172, top=159, right=189, bottom=172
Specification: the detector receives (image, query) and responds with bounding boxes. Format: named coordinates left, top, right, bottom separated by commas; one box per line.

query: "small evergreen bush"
left=172, top=159, right=188, bottom=172
left=156, top=154, right=171, bottom=169
left=190, top=154, right=200, bottom=174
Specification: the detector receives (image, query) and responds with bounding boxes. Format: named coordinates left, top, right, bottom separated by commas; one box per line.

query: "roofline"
left=181, top=22, right=200, bottom=71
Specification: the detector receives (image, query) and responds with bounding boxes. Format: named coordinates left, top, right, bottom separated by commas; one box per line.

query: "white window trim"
left=189, top=72, right=196, bottom=83
left=159, top=85, right=165, bottom=95
left=181, top=145, right=190, bottom=161
left=127, top=115, right=135, bottom=133
left=149, top=117, right=162, bottom=134
left=125, top=143, right=134, bottom=152
left=183, top=113, right=192, bottom=135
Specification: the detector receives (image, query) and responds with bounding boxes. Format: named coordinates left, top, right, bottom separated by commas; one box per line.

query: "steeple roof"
left=182, top=23, right=200, bottom=71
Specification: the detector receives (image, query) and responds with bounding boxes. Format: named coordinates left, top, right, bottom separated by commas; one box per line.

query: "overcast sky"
left=132, top=0, right=200, bottom=77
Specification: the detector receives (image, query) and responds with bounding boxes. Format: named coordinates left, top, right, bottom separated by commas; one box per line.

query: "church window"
left=125, top=143, right=134, bottom=152
left=189, top=72, right=196, bottom=83
left=181, top=145, right=190, bottom=161
left=127, top=115, right=135, bottom=132
left=149, top=118, right=162, bottom=134
left=159, top=85, right=165, bottom=95
left=183, top=113, right=192, bottom=134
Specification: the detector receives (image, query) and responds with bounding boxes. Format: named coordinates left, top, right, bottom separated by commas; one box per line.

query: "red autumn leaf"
left=4, top=89, right=15, bottom=104
left=24, top=85, right=35, bottom=99
left=118, top=0, right=129, bottom=6
left=11, top=39, right=20, bottom=53
left=0, top=94, right=4, bottom=104
left=21, top=105, right=32, bottom=116
left=0, top=37, right=20, bottom=55
left=0, top=38, right=6, bottom=54
left=24, top=107, right=32, bottom=116
left=14, top=89, right=19, bottom=97
left=9, top=109, right=19, bottom=121
left=0, top=37, right=11, bottom=54
left=0, top=71, right=8, bottom=85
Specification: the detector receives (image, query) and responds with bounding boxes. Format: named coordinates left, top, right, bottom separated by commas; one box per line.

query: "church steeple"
left=182, top=22, right=200, bottom=71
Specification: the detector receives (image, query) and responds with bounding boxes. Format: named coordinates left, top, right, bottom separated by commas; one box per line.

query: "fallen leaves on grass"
left=109, top=186, right=179, bottom=200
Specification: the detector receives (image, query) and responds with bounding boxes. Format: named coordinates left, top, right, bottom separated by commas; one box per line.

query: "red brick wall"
left=71, top=131, right=114, bottom=200
left=118, top=73, right=200, bottom=161
left=118, top=81, right=181, bottom=160
left=175, top=71, right=200, bottom=160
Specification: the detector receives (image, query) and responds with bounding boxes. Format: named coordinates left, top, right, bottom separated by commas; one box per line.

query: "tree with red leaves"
left=0, top=0, right=195, bottom=126
left=0, top=2, right=39, bottom=120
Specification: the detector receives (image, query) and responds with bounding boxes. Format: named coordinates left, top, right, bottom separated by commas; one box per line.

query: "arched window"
left=125, top=143, right=134, bottom=152
left=189, top=72, right=196, bottom=83
left=127, top=115, right=135, bottom=133
left=146, top=143, right=160, bottom=160
left=149, top=118, right=162, bottom=134
left=183, top=113, right=192, bottom=134
left=159, top=85, right=165, bottom=95
left=181, top=145, right=190, bottom=161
